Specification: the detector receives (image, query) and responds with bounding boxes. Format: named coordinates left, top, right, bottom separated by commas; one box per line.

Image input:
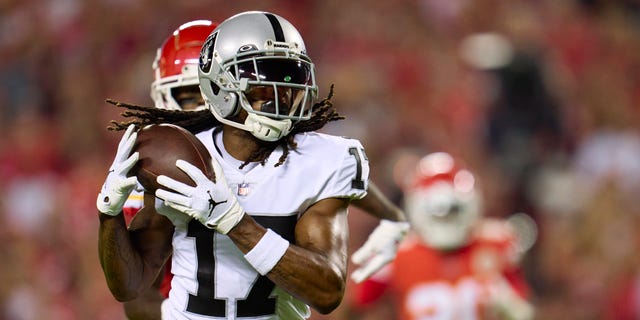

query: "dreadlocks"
left=105, top=101, right=218, bottom=133
left=106, top=85, right=344, bottom=168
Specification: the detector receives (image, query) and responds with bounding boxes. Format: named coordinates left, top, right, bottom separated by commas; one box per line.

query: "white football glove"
left=153, top=197, right=189, bottom=224
left=350, top=219, right=410, bottom=283
left=155, top=159, right=244, bottom=234
left=97, top=124, right=139, bottom=216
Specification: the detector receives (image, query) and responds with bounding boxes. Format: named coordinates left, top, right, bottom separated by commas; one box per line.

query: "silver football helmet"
left=198, top=11, right=318, bottom=141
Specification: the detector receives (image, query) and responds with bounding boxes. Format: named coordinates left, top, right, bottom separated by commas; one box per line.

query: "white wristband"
left=244, top=229, right=289, bottom=275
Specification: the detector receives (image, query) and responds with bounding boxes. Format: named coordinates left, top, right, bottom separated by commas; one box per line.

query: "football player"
left=99, top=12, right=407, bottom=319
left=351, top=152, right=535, bottom=320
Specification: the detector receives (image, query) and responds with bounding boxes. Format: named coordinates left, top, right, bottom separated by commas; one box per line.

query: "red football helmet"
left=151, top=20, right=217, bottom=110
left=403, top=152, right=481, bottom=250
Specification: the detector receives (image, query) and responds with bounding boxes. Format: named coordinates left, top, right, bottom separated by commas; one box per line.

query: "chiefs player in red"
left=119, top=19, right=218, bottom=319
left=116, top=18, right=409, bottom=320
left=351, top=152, right=535, bottom=320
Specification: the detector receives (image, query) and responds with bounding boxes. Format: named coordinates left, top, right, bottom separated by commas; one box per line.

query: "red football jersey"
left=354, top=218, right=530, bottom=320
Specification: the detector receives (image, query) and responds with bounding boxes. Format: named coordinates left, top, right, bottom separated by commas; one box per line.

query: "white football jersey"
left=161, top=127, right=369, bottom=320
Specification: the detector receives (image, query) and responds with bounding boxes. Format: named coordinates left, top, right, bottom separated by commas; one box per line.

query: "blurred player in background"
left=101, top=12, right=408, bottom=319
left=351, top=152, right=535, bottom=320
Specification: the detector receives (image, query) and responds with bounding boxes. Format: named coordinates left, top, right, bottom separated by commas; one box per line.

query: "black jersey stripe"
left=264, top=13, right=285, bottom=42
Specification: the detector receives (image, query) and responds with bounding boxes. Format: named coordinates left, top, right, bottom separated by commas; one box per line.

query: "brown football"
left=128, top=124, right=214, bottom=193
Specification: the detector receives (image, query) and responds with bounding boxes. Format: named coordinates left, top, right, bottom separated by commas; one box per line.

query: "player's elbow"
left=106, top=283, right=140, bottom=302
left=114, top=294, right=137, bottom=303
left=311, top=294, right=343, bottom=314
left=112, top=290, right=139, bottom=303
left=310, top=279, right=345, bottom=314
left=313, top=296, right=343, bottom=315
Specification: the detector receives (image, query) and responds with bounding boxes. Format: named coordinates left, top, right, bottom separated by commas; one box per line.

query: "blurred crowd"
left=1, top=0, right=640, bottom=319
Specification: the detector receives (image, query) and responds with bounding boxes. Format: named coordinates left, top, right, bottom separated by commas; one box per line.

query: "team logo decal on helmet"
left=199, top=33, right=216, bottom=74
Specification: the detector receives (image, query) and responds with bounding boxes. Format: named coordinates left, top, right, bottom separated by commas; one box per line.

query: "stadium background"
left=1, top=0, right=639, bottom=319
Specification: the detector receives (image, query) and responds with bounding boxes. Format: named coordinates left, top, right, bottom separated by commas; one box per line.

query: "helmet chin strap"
left=209, top=94, right=293, bottom=142
left=244, top=113, right=292, bottom=142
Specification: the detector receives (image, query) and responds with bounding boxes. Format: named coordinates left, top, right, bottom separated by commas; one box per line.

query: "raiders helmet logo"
left=199, top=32, right=217, bottom=73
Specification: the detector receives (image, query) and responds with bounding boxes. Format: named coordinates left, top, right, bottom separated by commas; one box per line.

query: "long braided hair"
left=106, top=85, right=343, bottom=168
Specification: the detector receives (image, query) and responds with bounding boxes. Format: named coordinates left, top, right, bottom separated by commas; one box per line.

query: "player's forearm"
left=228, top=215, right=347, bottom=314
left=268, top=245, right=346, bottom=314
left=122, top=261, right=166, bottom=320
left=123, top=293, right=164, bottom=320
left=98, top=213, right=151, bottom=301
left=351, top=181, right=406, bottom=222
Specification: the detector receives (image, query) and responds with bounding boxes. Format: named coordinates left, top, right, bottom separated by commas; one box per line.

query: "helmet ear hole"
left=210, top=81, right=220, bottom=95
left=206, top=81, right=240, bottom=117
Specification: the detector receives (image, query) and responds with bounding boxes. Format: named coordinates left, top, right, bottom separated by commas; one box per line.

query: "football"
left=128, top=123, right=214, bottom=193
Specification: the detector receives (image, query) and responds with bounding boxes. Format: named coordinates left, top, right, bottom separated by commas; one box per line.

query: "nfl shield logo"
left=238, top=183, right=250, bottom=196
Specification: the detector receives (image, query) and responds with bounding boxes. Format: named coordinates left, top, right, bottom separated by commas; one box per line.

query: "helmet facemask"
left=151, top=63, right=206, bottom=111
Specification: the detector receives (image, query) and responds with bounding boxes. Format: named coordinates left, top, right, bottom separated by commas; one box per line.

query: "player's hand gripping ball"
left=128, top=124, right=214, bottom=193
